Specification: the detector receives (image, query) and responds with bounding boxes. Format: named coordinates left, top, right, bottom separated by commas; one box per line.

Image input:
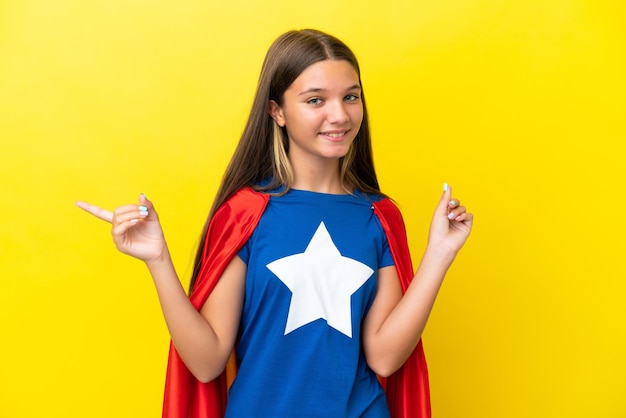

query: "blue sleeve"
left=238, top=240, right=250, bottom=265
left=380, top=232, right=394, bottom=268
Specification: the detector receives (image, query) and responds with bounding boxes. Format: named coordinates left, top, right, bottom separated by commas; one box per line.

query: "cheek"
left=284, top=106, right=318, bottom=126
left=295, top=113, right=326, bottom=134
left=350, top=106, right=364, bottom=125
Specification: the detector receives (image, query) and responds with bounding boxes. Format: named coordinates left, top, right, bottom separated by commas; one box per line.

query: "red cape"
left=163, top=188, right=431, bottom=418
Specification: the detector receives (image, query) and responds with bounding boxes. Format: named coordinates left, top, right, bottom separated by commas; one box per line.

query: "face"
left=269, top=59, right=363, bottom=167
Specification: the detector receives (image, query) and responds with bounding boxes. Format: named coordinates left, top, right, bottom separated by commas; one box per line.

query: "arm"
left=147, top=251, right=246, bottom=383
left=362, top=184, right=473, bottom=377
left=76, top=194, right=244, bottom=382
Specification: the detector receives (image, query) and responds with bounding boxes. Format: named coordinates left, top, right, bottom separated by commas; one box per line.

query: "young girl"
left=77, top=29, right=472, bottom=418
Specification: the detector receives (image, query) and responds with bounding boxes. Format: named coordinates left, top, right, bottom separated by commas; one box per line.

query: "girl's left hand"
left=427, top=184, right=473, bottom=255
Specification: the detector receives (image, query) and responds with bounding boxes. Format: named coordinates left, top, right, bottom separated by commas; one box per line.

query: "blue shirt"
left=225, top=188, right=394, bottom=418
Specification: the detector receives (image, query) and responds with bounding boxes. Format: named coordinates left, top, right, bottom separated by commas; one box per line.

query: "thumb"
left=138, top=193, right=158, bottom=219
left=139, top=192, right=151, bottom=208
left=435, top=183, right=452, bottom=216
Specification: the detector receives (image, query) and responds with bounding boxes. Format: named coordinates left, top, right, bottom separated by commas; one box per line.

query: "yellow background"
left=1, top=0, right=624, bottom=417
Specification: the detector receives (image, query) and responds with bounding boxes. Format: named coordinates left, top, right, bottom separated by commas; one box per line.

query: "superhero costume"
left=162, top=187, right=431, bottom=418
left=228, top=188, right=394, bottom=416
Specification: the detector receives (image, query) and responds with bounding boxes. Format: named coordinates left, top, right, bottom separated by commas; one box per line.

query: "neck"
left=289, top=158, right=346, bottom=194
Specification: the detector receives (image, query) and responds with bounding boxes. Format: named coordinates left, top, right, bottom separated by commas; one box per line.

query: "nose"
left=326, top=100, right=350, bottom=124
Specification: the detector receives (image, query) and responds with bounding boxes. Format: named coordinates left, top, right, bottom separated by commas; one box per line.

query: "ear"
left=268, top=100, right=286, bottom=127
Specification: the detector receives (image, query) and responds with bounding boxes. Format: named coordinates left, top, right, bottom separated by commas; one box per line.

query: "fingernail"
left=448, top=212, right=455, bottom=220
left=138, top=205, right=148, bottom=211
left=443, top=183, right=449, bottom=192
left=449, top=200, right=456, bottom=207
left=141, top=193, right=148, bottom=200
left=130, top=219, right=139, bottom=224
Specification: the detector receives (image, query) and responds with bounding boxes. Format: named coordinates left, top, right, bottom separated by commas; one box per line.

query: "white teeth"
left=323, top=131, right=346, bottom=138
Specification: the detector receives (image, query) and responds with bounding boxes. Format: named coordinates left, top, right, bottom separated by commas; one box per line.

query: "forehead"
left=288, top=60, right=360, bottom=92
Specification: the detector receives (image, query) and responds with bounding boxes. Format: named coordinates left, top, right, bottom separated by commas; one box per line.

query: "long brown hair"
left=189, top=29, right=384, bottom=293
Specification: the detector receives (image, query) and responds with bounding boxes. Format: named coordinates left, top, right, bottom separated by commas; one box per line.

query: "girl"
left=77, top=29, right=472, bottom=418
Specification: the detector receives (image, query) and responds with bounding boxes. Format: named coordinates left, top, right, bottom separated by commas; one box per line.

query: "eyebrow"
left=298, top=84, right=362, bottom=96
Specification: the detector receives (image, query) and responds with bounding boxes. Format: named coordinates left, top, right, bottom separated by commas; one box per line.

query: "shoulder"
left=210, top=188, right=270, bottom=231
left=351, top=189, right=386, bottom=205
left=372, top=196, right=401, bottom=216
left=219, top=188, right=269, bottom=212
left=372, top=197, right=407, bottom=236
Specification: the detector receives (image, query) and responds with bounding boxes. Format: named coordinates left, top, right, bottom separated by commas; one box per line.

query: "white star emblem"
left=266, top=221, right=374, bottom=338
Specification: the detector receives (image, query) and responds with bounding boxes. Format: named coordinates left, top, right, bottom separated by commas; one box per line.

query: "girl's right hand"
left=76, top=193, right=167, bottom=264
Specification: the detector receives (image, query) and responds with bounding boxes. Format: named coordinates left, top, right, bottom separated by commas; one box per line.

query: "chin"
left=322, top=144, right=352, bottom=159
left=321, top=151, right=350, bottom=160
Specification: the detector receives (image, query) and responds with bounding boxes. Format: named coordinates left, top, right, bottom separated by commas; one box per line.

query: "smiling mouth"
left=320, top=130, right=349, bottom=138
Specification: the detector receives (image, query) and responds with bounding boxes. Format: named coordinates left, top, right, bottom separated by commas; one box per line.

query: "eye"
left=344, top=94, right=360, bottom=102
left=307, top=97, right=323, bottom=105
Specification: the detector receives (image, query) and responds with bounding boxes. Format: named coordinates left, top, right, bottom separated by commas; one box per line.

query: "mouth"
left=319, top=130, right=350, bottom=140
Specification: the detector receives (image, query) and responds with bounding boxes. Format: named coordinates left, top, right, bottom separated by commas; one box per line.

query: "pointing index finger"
left=75, top=201, right=114, bottom=223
